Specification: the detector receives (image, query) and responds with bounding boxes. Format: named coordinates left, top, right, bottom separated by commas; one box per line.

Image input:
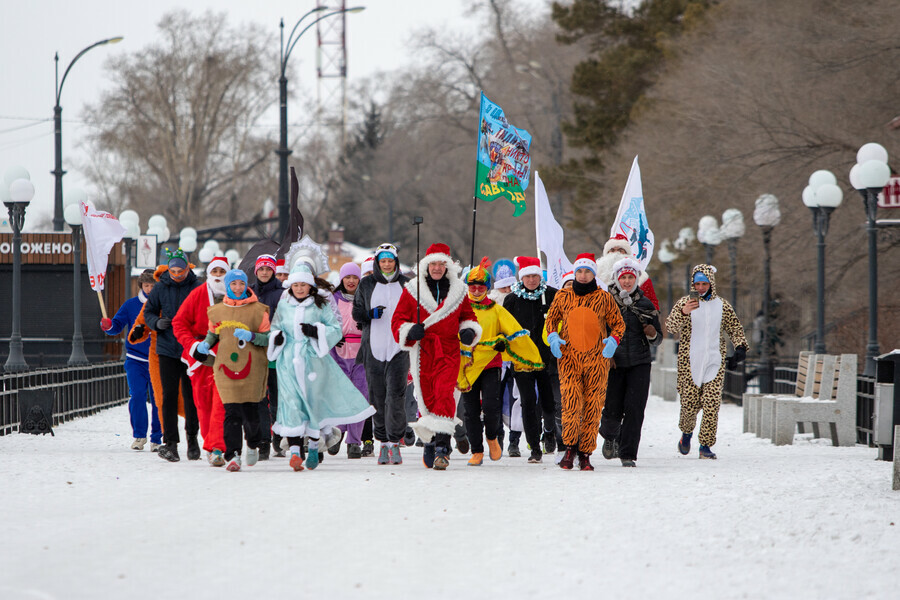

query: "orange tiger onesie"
left=545, top=284, right=624, bottom=456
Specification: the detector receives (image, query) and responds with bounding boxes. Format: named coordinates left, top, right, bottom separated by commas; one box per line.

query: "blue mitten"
left=601, top=336, right=618, bottom=358
left=196, top=341, right=210, bottom=355
left=370, top=305, right=385, bottom=319
left=233, top=329, right=253, bottom=342
left=547, top=332, right=566, bottom=359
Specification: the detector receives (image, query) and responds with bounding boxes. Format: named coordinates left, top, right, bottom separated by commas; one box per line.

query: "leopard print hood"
left=691, top=264, right=718, bottom=299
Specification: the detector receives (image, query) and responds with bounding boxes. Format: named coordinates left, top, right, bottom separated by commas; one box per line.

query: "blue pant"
left=125, top=358, right=162, bottom=443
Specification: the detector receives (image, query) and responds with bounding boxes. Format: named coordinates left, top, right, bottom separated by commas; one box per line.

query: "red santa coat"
left=391, top=261, right=481, bottom=441
left=172, top=282, right=225, bottom=453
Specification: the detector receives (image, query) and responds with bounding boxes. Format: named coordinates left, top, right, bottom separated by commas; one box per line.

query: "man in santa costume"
left=391, top=243, right=481, bottom=470
left=172, top=255, right=229, bottom=466
left=596, top=233, right=659, bottom=310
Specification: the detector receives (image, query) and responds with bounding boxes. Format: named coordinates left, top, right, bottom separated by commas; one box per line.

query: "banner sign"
left=475, top=92, right=532, bottom=217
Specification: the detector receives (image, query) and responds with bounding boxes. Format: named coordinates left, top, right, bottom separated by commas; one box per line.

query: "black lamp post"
left=277, top=6, right=366, bottom=239
left=52, top=37, right=123, bottom=231
left=850, top=144, right=891, bottom=376
left=64, top=203, right=89, bottom=365
left=673, top=226, right=695, bottom=295
left=803, top=171, right=843, bottom=354
left=3, top=175, right=34, bottom=372
left=753, top=194, right=781, bottom=394
left=657, top=238, right=677, bottom=321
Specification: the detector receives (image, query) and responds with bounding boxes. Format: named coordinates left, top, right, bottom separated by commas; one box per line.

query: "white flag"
left=610, top=156, right=654, bottom=270
left=79, top=200, right=126, bottom=292
left=535, top=172, right=572, bottom=289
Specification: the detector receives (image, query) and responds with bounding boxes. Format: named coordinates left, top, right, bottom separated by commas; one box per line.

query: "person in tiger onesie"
left=545, top=253, right=625, bottom=471
left=665, top=264, right=748, bottom=459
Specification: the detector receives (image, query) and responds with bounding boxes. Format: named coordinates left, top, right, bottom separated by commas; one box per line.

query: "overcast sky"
left=0, top=0, right=547, bottom=229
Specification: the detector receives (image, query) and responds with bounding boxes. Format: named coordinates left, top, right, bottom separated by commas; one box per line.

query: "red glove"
left=101, top=318, right=113, bottom=331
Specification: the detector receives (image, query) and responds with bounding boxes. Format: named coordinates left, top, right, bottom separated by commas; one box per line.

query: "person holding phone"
left=665, top=264, right=749, bottom=459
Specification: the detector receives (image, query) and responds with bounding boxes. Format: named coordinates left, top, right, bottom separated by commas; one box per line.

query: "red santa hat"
left=361, top=256, right=375, bottom=276
left=561, top=270, right=574, bottom=285
left=612, top=257, right=641, bottom=281
left=275, top=258, right=288, bottom=275
left=254, top=253, right=276, bottom=274
left=604, top=233, right=633, bottom=256
left=515, top=256, right=542, bottom=279
left=418, top=243, right=457, bottom=277
left=206, top=256, right=229, bottom=277
left=573, top=252, right=597, bottom=276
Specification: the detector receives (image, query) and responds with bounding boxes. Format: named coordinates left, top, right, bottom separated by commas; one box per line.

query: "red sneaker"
left=559, top=447, right=577, bottom=470
left=289, top=452, right=305, bottom=472
left=578, top=452, right=594, bottom=471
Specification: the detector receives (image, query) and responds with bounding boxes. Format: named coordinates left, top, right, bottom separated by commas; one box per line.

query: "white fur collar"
left=404, top=271, right=466, bottom=326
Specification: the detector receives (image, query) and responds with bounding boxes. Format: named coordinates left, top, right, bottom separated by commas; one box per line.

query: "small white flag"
left=534, top=172, right=572, bottom=289
left=79, top=200, right=126, bottom=292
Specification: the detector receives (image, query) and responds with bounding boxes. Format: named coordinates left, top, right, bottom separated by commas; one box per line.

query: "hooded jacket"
left=352, top=268, right=409, bottom=365
left=608, top=282, right=662, bottom=368
left=144, top=266, right=200, bottom=360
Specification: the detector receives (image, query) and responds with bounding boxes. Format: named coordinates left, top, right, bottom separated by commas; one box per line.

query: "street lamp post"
left=673, top=226, right=695, bottom=294
left=720, top=208, right=746, bottom=310
left=3, top=170, right=34, bottom=372
left=697, top=215, right=721, bottom=264
left=803, top=170, right=843, bottom=354
left=850, top=143, right=891, bottom=376
left=64, top=202, right=89, bottom=365
left=277, top=6, right=365, bottom=239
left=52, top=37, right=124, bottom=231
left=753, top=194, right=781, bottom=394
left=657, top=238, right=677, bottom=319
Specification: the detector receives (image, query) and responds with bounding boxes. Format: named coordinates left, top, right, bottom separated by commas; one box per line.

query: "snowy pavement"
left=1, top=396, right=898, bottom=600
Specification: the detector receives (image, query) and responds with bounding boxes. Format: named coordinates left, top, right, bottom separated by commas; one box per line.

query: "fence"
left=0, top=361, right=129, bottom=436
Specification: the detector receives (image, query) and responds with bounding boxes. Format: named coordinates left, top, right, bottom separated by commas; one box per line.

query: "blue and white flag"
left=610, top=156, right=654, bottom=271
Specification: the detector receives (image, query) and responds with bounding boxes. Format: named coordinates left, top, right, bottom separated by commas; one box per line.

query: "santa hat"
left=561, top=271, right=574, bottom=286
left=604, top=233, right=633, bottom=256
left=515, top=256, right=542, bottom=279
left=339, top=261, right=361, bottom=281
left=361, top=256, right=375, bottom=276
left=612, top=257, right=641, bottom=281
left=573, top=252, right=597, bottom=276
left=419, top=243, right=457, bottom=277
left=206, top=256, right=229, bottom=277
left=254, top=253, right=276, bottom=274
left=285, top=262, right=316, bottom=288
left=275, top=258, right=288, bottom=275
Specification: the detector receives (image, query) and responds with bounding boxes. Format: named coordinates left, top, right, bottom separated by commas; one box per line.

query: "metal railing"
left=856, top=375, right=876, bottom=447
left=0, top=361, right=128, bottom=436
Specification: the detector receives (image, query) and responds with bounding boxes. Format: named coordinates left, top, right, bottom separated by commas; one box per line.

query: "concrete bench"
left=743, top=351, right=817, bottom=435
left=772, top=354, right=857, bottom=446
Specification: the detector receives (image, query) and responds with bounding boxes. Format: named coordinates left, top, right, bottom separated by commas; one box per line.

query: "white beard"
left=596, top=253, right=621, bottom=287
left=488, top=289, right=508, bottom=305
left=208, top=278, right=226, bottom=297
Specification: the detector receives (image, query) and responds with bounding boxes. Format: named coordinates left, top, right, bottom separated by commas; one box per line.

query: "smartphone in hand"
left=689, top=291, right=700, bottom=301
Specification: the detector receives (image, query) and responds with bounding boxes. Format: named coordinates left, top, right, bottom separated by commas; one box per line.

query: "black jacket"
left=352, top=270, right=409, bottom=365
left=608, top=283, right=662, bottom=369
left=503, top=282, right=557, bottom=367
left=144, top=269, right=200, bottom=359
left=250, top=276, right=283, bottom=319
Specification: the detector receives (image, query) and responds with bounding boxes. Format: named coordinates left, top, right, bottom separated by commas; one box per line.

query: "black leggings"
left=157, top=354, right=198, bottom=445
left=224, top=403, right=261, bottom=460
left=461, top=367, right=503, bottom=454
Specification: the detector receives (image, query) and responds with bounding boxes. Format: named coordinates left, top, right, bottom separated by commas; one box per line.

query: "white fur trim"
left=494, top=276, right=517, bottom=289
left=206, top=257, right=229, bottom=277
left=573, top=257, right=597, bottom=275
left=410, top=414, right=458, bottom=442
left=604, top=238, right=632, bottom=256
left=405, top=256, right=465, bottom=322
left=285, top=271, right=315, bottom=287
left=611, top=257, right=642, bottom=281
left=267, top=328, right=285, bottom=361
left=518, top=265, right=542, bottom=278
left=398, top=321, right=416, bottom=348
left=458, top=319, right=482, bottom=346
left=313, top=322, right=330, bottom=357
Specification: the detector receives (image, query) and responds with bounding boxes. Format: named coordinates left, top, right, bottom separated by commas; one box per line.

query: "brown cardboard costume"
left=205, top=292, right=271, bottom=404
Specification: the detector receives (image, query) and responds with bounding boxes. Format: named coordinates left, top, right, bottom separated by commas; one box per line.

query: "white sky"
left=0, top=0, right=547, bottom=229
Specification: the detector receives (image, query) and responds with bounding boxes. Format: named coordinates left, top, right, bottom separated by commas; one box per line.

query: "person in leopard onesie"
left=545, top=253, right=625, bottom=471
left=665, top=263, right=749, bottom=459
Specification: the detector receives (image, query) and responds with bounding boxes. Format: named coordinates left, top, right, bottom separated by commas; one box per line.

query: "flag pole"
left=534, top=171, right=547, bottom=305
left=469, top=194, right=478, bottom=268
left=97, top=290, right=108, bottom=319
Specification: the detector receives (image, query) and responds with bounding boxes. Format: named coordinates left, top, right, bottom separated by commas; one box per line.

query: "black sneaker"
left=361, top=440, right=374, bottom=457
left=456, top=437, right=469, bottom=455
left=620, top=458, right=636, bottom=467
left=678, top=433, right=692, bottom=456
left=601, top=438, right=619, bottom=460
left=508, top=443, right=521, bottom=458
left=527, top=449, right=542, bottom=464
left=422, top=443, right=436, bottom=468
left=347, top=443, right=362, bottom=459
left=158, top=443, right=180, bottom=462
left=258, top=442, right=270, bottom=461
left=542, top=431, right=556, bottom=454
left=186, top=435, right=201, bottom=461
left=404, top=428, right=417, bottom=447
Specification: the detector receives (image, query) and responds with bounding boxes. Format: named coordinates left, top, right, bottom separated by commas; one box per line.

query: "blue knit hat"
left=224, top=269, right=248, bottom=300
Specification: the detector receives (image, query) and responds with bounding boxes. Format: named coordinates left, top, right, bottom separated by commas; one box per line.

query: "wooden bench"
left=772, top=354, right=857, bottom=446
left=743, top=351, right=817, bottom=435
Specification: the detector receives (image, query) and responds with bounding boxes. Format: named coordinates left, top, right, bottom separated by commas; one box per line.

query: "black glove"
left=407, top=323, right=425, bottom=342
left=335, top=336, right=346, bottom=348
left=155, top=317, right=171, bottom=331
left=493, top=339, right=507, bottom=353
left=300, top=323, right=318, bottom=339
left=274, top=331, right=285, bottom=346
left=459, top=328, right=476, bottom=346
left=369, top=305, right=386, bottom=319
left=128, top=325, right=145, bottom=343
left=726, top=347, right=746, bottom=371
left=192, top=349, right=208, bottom=362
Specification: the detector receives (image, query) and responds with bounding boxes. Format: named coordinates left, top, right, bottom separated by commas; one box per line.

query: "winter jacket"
left=250, top=275, right=283, bottom=318
left=608, top=283, right=662, bottom=369
left=352, top=269, right=409, bottom=365
left=503, top=282, right=557, bottom=367
left=144, top=268, right=201, bottom=360
left=104, top=292, right=151, bottom=362
left=172, top=281, right=222, bottom=374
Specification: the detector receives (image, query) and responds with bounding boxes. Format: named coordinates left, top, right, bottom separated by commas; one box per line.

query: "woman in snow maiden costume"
left=193, top=270, right=271, bottom=472
left=598, top=258, right=662, bottom=467
left=665, top=264, right=748, bottom=459
left=268, top=262, right=375, bottom=471
left=459, top=258, right=543, bottom=466
left=331, top=261, right=369, bottom=459
left=101, top=269, right=162, bottom=451
left=545, top=252, right=625, bottom=471
left=351, top=243, right=410, bottom=465
left=391, top=242, right=481, bottom=471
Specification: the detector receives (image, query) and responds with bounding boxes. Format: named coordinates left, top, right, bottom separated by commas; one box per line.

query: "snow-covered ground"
left=1, top=396, right=897, bottom=600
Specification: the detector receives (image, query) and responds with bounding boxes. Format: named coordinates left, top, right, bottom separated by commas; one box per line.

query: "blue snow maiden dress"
left=268, top=286, right=375, bottom=440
